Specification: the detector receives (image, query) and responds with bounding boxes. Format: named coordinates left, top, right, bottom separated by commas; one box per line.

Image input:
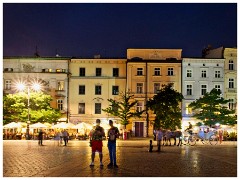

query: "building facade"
left=126, top=49, right=182, bottom=137
left=68, top=58, right=127, bottom=126
left=223, top=48, right=237, bottom=114
left=3, top=57, right=70, bottom=120
left=182, top=58, right=225, bottom=130
left=3, top=47, right=237, bottom=136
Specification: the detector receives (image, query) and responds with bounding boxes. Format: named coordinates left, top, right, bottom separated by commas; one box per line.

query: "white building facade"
left=182, top=58, right=225, bottom=129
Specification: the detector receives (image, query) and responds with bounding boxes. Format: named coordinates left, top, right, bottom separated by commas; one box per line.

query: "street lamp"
left=16, top=78, right=41, bottom=140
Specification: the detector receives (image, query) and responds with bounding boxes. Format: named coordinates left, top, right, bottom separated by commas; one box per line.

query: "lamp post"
left=16, top=77, right=41, bottom=140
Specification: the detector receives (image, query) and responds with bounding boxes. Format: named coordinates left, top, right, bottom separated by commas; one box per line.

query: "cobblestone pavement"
left=2, top=138, right=238, bottom=177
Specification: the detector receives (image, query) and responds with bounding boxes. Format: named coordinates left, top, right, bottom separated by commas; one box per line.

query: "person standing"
left=107, top=120, right=119, bottom=168
left=62, top=129, right=68, bottom=146
left=218, top=129, right=223, bottom=144
left=89, top=119, right=105, bottom=167
left=38, top=129, right=44, bottom=146
left=156, top=128, right=163, bottom=152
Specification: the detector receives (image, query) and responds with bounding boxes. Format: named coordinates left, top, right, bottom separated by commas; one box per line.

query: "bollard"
left=149, top=140, right=153, bottom=152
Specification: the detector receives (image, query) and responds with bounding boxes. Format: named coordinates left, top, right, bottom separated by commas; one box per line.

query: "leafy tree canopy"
left=147, top=83, right=184, bottom=130
left=189, top=88, right=237, bottom=126
left=3, top=91, right=61, bottom=125
left=102, top=91, right=145, bottom=128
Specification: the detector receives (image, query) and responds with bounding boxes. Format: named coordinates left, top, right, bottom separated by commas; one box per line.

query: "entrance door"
left=135, top=122, right=144, bottom=137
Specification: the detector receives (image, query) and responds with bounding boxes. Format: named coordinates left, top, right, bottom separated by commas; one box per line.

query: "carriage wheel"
left=188, top=135, right=196, bottom=146
left=209, top=135, right=218, bottom=145
left=181, top=136, right=188, bottom=145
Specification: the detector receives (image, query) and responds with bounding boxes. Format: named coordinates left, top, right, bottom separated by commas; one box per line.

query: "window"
left=79, top=68, right=85, bottom=76
left=215, top=71, right=221, bottom=78
left=201, top=85, right=207, bottom=95
left=186, top=85, right=192, bottom=95
left=113, top=68, right=119, bottom=77
left=78, top=103, right=85, bottom=114
left=57, top=99, right=63, bottom=111
left=79, top=85, right=85, bottom=95
left=229, top=60, right=234, bottom=70
left=112, top=86, right=119, bottom=95
left=186, top=69, right=192, bottom=77
left=228, top=99, right=235, bottom=110
left=229, top=79, right=234, bottom=88
left=136, top=83, right=143, bottom=93
left=186, top=103, right=192, bottom=115
left=137, top=68, right=143, bottom=76
left=95, top=103, right=101, bottom=114
left=96, top=68, right=102, bottom=76
left=112, top=104, right=118, bottom=112
left=214, top=85, right=221, bottom=92
left=201, top=70, right=207, bottom=78
left=95, top=85, right=101, bottom=95
left=136, top=101, right=143, bottom=112
left=167, top=68, right=174, bottom=76
left=57, top=81, right=64, bottom=90
left=5, top=80, right=11, bottom=90
left=154, top=68, right=161, bottom=76
left=154, top=83, right=160, bottom=94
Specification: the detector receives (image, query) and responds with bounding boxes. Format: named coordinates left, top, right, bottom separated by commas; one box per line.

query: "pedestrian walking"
left=38, top=129, right=44, bottom=146
left=156, top=128, right=163, bottom=152
left=218, top=129, right=223, bottom=144
left=107, top=120, right=119, bottom=168
left=62, top=129, right=68, bottom=146
left=89, top=119, right=105, bottom=167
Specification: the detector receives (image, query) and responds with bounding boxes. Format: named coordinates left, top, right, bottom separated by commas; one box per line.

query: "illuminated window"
left=167, top=68, right=174, bottom=76
left=136, top=83, right=143, bottom=93
left=78, top=103, right=85, bottom=114
left=57, top=81, right=64, bottom=90
left=57, top=99, right=63, bottom=111
left=154, top=83, right=160, bottom=94
left=5, top=80, right=11, bottom=90
left=137, top=68, right=143, bottom=76
left=136, top=101, right=143, bottom=112
left=112, top=86, right=119, bottom=95
left=228, top=99, right=235, bottom=110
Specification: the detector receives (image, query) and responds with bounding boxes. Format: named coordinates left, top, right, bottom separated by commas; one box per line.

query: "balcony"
left=227, top=88, right=237, bottom=93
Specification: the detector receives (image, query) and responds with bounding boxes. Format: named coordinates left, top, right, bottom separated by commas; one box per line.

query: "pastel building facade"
left=126, top=49, right=182, bottom=137
left=182, top=58, right=225, bottom=129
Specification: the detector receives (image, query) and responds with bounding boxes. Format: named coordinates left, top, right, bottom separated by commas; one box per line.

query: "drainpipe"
left=145, top=61, right=149, bottom=137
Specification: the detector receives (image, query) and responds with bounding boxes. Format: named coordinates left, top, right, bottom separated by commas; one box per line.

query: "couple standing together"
left=89, top=119, right=119, bottom=168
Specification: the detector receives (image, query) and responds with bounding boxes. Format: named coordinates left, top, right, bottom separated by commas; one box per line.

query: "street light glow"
left=16, top=83, right=25, bottom=91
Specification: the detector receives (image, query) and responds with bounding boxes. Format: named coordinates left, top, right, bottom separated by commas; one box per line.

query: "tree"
left=189, top=88, right=237, bottom=126
left=102, top=92, right=145, bottom=128
left=3, top=91, right=61, bottom=125
left=147, top=83, right=184, bottom=130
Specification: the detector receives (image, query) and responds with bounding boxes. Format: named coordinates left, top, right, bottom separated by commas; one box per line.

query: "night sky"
left=3, top=3, right=237, bottom=58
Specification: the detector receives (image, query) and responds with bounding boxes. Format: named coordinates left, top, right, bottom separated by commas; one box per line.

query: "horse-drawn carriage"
left=181, top=126, right=218, bottom=146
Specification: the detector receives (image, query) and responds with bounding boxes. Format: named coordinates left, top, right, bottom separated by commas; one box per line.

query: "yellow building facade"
left=69, top=58, right=127, bottom=126
left=126, top=49, right=182, bottom=137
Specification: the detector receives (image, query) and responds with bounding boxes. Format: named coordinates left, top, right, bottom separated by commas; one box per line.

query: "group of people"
left=38, top=129, right=69, bottom=146
left=89, top=119, right=119, bottom=168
